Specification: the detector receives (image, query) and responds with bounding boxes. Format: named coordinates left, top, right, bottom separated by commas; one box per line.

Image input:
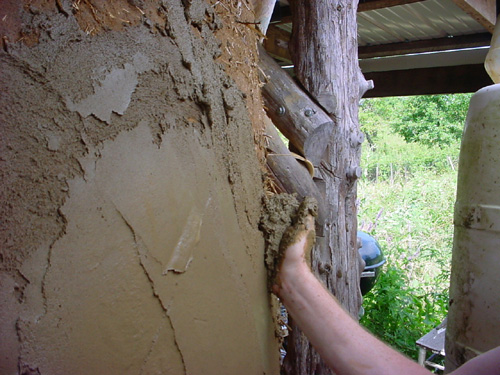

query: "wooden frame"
left=363, top=64, right=493, bottom=97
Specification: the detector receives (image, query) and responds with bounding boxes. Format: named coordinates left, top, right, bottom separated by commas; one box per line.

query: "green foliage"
left=359, top=95, right=465, bottom=181
left=358, top=170, right=455, bottom=361
left=361, top=131, right=459, bottom=181
left=359, top=97, right=401, bottom=146
left=360, top=94, right=471, bottom=149
left=391, top=94, right=471, bottom=147
left=357, top=95, right=466, bottom=361
left=360, top=267, right=448, bottom=358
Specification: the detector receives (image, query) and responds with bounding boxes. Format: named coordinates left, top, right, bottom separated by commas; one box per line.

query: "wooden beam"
left=259, top=45, right=334, bottom=166
left=285, top=1, right=364, bottom=373
left=290, top=1, right=343, bottom=114
left=265, top=26, right=490, bottom=63
left=271, top=15, right=292, bottom=25
left=263, top=24, right=292, bottom=63
left=264, top=118, right=326, bottom=226
left=359, top=33, right=491, bottom=59
left=363, top=64, right=493, bottom=97
left=358, top=0, right=426, bottom=12
left=451, top=0, right=496, bottom=33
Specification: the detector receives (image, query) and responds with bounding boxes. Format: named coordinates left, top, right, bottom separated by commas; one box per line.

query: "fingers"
left=304, top=213, right=315, bottom=231
left=278, top=213, right=316, bottom=268
left=271, top=197, right=318, bottom=294
left=295, top=197, right=318, bottom=227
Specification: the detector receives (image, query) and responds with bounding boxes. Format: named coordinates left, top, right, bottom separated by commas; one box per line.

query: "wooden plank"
left=265, top=28, right=490, bottom=62
left=358, top=0, right=426, bottom=12
left=271, top=15, right=292, bottom=25
left=263, top=24, right=292, bottom=62
left=363, top=64, right=493, bottom=97
left=359, top=32, right=491, bottom=59
left=451, top=0, right=496, bottom=33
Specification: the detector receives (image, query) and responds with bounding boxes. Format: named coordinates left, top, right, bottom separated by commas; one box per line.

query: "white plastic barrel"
left=445, top=84, right=500, bottom=372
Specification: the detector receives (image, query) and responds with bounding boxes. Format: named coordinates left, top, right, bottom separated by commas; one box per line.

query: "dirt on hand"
left=260, top=195, right=318, bottom=290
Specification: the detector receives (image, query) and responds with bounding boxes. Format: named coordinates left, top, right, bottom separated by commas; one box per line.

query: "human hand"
left=279, top=214, right=315, bottom=269
left=272, top=197, right=317, bottom=295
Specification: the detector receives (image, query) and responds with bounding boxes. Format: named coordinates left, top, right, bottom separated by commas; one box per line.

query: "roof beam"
left=263, top=25, right=292, bottom=62
left=275, top=0, right=497, bottom=25
left=359, top=32, right=492, bottom=58
left=272, top=1, right=428, bottom=22
left=266, top=25, right=491, bottom=62
left=360, top=47, right=488, bottom=73
left=451, top=0, right=496, bottom=33
left=358, top=0, right=426, bottom=12
left=363, top=64, right=493, bottom=97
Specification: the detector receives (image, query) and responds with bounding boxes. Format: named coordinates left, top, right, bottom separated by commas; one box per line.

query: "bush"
left=360, top=94, right=471, bottom=149
left=357, top=95, right=464, bottom=361
left=391, top=94, right=471, bottom=148
left=360, top=267, right=448, bottom=359
left=361, top=135, right=459, bottom=181
left=358, top=168, right=455, bottom=359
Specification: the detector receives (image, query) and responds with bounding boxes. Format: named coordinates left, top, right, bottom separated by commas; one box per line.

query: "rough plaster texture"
left=260, top=194, right=317, bottom=290
left=0, top=1, right=279, bottom=374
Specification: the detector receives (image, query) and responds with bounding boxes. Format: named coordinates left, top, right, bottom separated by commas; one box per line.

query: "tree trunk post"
left=283, top=1, right=369, bottom=373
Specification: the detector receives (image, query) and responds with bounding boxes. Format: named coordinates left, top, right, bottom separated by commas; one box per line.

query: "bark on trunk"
left=282, top=1, right=368, bottom=373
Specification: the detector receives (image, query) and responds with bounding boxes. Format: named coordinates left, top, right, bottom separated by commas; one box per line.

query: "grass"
left=357, top=123, right=459, bottom=361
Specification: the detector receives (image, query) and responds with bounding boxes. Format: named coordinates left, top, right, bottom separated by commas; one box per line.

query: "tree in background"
left=359, top=96, right=400, bottom=148
left=392, top=94, right=471, bottom=147
left=357, top=93, right=470, bottom=361
left=360, top=94, right=471, bottom=148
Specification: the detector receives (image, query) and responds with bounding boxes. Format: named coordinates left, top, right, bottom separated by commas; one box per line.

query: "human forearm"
left=277, top=264, right=430, bottom=375
left=273, top=202, right=500, bottom=375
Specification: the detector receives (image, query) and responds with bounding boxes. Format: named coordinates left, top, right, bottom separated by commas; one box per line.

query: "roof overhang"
left=265, top=0, right=497, bottom=97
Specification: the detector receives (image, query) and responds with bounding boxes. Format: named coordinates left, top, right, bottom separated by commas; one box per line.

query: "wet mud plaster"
left=15, top=124, right=269, bottom=375
left=260, top=195, right=318, bottom=289
left=0, top=1, right=279, bottom=374
left=279, top=197, right=318, bottom=267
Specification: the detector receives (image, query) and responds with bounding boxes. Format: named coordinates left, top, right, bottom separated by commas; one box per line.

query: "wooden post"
left=282, top=1, right=368, bottom=374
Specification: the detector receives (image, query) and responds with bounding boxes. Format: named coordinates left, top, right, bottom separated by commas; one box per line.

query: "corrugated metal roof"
left=358, top=0, right=486, bottom=47
left=276, top=0, right=488, bottom=49
left=268, top=0, right=494, bottom=95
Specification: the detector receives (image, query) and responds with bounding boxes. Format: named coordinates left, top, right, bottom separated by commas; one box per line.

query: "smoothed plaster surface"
left=16, top=124, right=270, bottom=374
left=0, top=1, right=279, bottom=373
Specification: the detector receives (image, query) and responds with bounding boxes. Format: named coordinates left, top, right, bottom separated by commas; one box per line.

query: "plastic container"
left=445, top=84, right=500, bottom=371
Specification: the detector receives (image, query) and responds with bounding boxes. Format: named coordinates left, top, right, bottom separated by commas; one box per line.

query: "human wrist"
left=274, top=261, right=312, bottom=295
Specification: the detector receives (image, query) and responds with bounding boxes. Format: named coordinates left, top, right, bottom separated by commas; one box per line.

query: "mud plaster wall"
left=0, top=1, right=280, bottom=374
